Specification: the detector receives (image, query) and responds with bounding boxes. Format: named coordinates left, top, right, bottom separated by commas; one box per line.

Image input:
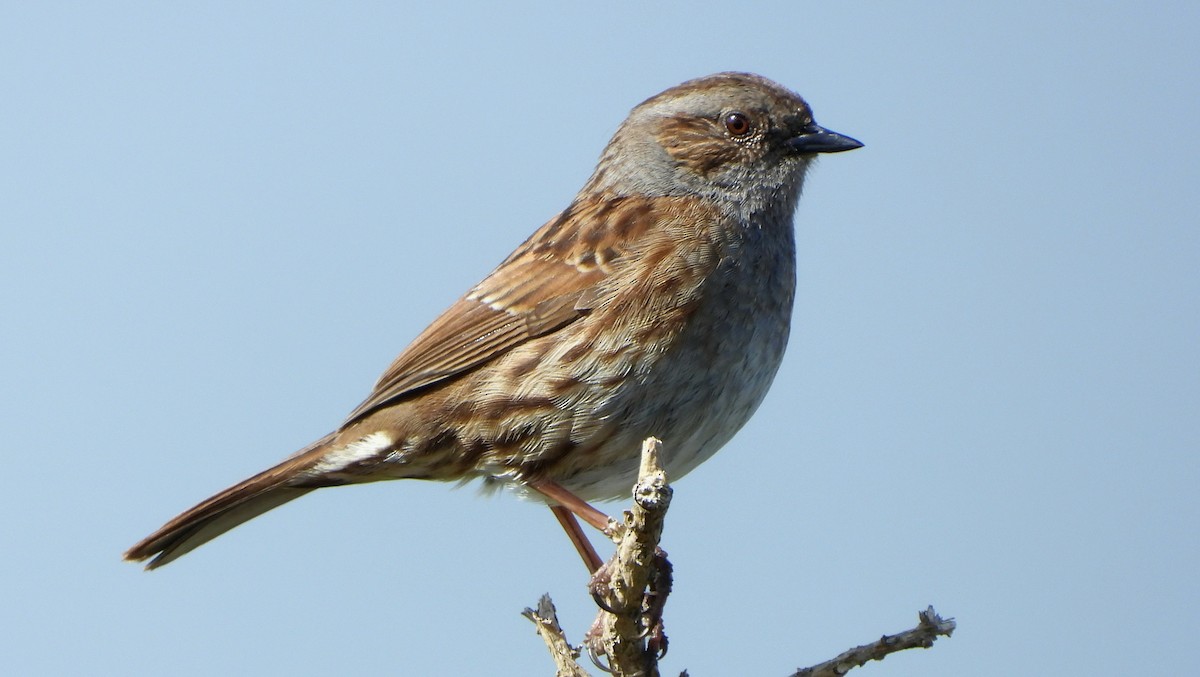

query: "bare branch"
left=587, top=437, right=672, bottom=676
left=524, top=438, right=955, bottom=676
left=788, top=606, right=957, bottom=677
left=523, top=594, right=592, bottom=677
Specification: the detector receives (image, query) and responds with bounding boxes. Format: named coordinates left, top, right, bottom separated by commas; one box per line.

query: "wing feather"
left=340, top=197, right=664, bottom=425
left=340, top=196, right=721, bottom=426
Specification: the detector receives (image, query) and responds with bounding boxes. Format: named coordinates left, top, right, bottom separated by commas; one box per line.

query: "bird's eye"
left=724, top=112, right=751, bottom=137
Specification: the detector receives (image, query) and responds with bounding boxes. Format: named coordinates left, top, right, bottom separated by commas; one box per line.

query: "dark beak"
left=788, top=124, right=863, bottom=154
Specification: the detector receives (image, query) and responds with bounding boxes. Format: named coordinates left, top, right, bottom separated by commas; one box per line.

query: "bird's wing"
left=340, top=196, right=689, bottom=426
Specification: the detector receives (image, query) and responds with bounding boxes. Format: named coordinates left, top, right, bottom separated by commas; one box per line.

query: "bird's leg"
left=530, top=480, right=615, bottom=534
left=534, top=479, right=614, bottom=574
left=533, top=480, right=624, bottom=606
left=535, top=479, right=673, bottom=663
left=550, top=505, right=605, bottom=573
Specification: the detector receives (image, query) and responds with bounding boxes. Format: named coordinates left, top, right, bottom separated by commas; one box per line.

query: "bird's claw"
left=586, top=547, right=673, bottom=660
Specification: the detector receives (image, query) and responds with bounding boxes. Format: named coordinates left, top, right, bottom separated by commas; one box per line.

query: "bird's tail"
left=124, top=433, right=337, bottom=570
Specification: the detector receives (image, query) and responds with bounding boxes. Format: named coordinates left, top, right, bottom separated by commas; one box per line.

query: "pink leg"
left=531, top=480, right=612, bottom=532
left=550, top=505, right=605, bottom=573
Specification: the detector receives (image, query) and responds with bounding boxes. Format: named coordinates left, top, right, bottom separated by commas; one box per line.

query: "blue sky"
left=2, top=2, right=1197, bottom=675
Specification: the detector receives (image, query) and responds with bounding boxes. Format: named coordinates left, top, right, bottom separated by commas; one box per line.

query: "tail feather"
left=124, top=433, right=336, bottom=570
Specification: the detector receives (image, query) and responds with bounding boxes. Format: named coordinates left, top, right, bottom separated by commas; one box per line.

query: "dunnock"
left=126, top=72, right=861, bottom=570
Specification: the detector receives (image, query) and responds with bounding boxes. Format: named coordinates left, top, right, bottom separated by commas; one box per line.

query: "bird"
left=125, top=72, right=861, bottom=571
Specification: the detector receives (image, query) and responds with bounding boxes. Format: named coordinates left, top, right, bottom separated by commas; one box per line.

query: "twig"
left=788, top=606, right=957, bottom=677
left=523, top=594, right=591, bottom=677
